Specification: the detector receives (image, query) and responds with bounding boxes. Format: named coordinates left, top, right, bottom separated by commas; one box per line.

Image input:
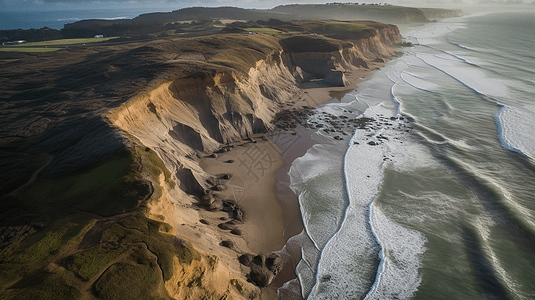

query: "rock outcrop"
left=324, top=69, right=350, bottom=87
left=239, top=252, right=287, bottom=287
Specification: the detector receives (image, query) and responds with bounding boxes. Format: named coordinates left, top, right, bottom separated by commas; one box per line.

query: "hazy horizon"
left=2, top=0, right=535, bottom=13
left=2, top=0, right=534, bottom=31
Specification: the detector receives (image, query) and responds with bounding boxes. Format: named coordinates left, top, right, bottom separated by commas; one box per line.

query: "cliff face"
left=107, top=25, right=401, bottom=299
left=109, top=25, right=401, bottom=199
left=418, top=8, right=465, bottom=20
left=271, top=4, right=430, bottom=24
left=107, top=53, right=300, bottom=299
left=108, top=51, right=299, bottom=195
left=285, top=26, right=400, bottom=77
left=0, top=22, right=402, bottom=300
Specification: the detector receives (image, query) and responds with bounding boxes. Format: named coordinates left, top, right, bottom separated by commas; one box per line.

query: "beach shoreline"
left=2, top=10, right=485, bottom=299
left=196, top=58, right=391, bottom=297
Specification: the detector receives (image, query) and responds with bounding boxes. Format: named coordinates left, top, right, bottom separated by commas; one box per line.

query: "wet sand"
left=199, top=61, right=389, bottom=298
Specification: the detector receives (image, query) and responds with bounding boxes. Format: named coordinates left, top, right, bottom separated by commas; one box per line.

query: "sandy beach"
left=200, top=140, right=287, bottom=255
left=197, top=60, right=389, bottom=297
left=290, top=60, right=390, bottom=109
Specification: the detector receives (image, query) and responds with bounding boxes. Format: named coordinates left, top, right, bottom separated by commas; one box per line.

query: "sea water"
left=0, top=9, right=152, bottom=30
left=289, top=12, right=535, bottom=300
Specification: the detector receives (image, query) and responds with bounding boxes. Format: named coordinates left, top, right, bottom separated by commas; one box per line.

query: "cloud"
left=4, top=0, right=533, bottom=11
left=38, top=0, right=213, bottom=3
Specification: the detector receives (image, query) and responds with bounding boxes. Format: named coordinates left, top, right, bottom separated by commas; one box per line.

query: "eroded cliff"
left=107, top=22, right=401, bottom=299
left=108, top=51, right=299, bottom=195
left=0, top=21, right=401, bottom=300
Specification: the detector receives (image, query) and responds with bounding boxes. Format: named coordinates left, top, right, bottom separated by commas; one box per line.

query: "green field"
left=322, top=22, right=370, bottom=32
left=0, top=47, right=61, bottom=53
left=12, top=37, right=119, bottom=47
left=244, top=27, right=303, bottom=39
left=0, top=37, right=119, bottom=52
left=244, top=27, right=283, bottom=35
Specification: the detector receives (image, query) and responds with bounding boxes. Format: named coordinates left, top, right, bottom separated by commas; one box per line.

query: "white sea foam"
left=473, top=221, right=527, bottom=300
left=457, top=44, right=471, bottom=50
left=57, top=18, right=82, bottom=21
left=442, top=50, right=477, bottom=66
left=307, top=104, right=427, bottom=300
left=494, top=104, right=535, bottom=159
left=400, top=71, right=440, bottom=92
left=288, top=131, right=353, bottom=299
left=308, top=107, right=387, bottom=300
left=292, top=47, right=429, bottom=300
left=290, top=231, right=322, bottom=298
left=365, top=205, right=427, bottom=300
left=57, top=16, right=129, bottom=21
left=289, top=143, right=348, bottom=250
left=416, top=52, right=509, bottom=98
left=388, top=138, right=440, bottom=172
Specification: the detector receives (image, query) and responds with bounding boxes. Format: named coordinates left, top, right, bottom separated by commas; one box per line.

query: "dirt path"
left=7, top=154, right=52, bottom=197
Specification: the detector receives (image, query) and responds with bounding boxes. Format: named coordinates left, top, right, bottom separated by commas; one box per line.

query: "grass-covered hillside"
left=1, top=4, right=463, bottom=45
left=0, top=14, right=407, bottom=298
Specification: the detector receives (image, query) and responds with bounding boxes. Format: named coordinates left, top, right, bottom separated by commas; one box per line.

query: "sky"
left=2, top=0, right=534, bottom=12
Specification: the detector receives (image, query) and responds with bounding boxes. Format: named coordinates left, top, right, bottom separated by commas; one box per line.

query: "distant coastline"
left=0, top=9, right=146, bottom=30
left=1, top=4, right=464, bottom=43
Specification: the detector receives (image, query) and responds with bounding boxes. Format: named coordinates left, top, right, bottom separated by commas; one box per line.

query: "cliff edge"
left=0, top=20, right=401, bottom=299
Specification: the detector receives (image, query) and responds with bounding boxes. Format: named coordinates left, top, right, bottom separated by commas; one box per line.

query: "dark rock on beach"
left=200, top=190, right=215, bottom=207
left=220, top=240, right=234, bottom=249
left=241, top=252, right=286, bottom=287
left=218, top=222, right=233, bottom=230
left=239, top=253, right=254, bottom=266
left=230, top=228, right=242, bottom=235
left=218, top=220, right=239, bottom=230
left=233, top=208, right=244, bottom=222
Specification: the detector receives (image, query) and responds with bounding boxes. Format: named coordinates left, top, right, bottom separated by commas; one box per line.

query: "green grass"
left=241, top=20, right=372, bottom=46
left=4, top=273, right=81, bottom=300
left=0, top=142, right=187, bottom=298
left=64, top=245, right=125, bottom=281
left=23, top=149, right=151, bottom=218
left=309, top=34, right=353, bottom=45
left=0, top=47, right=61, bottom=53
left=207, top=47, right=268, bottom=76
left=244, top=33, right=281, bottom=49
left=138, top=146, right=175, bottom=191
left=104, top=214, right=200, bottom=280
left=321, top=22, right=370, bottom=33
left=203, top=34, right=281, bottom=76
left=9, top=220, right=96, bottom=264
left=244, top=27, right=283, bottom=35
left=63, top=212, right=199, bottom=284
left=12, top=37, right=119, bottom=47
left=93, top=250, right=161, bottom=300
left=0, top=37, right=120, bottom=52
left=243, top=27, right=303, bottom=40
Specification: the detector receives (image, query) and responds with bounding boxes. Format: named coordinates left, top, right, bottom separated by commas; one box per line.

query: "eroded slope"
left=0, top=21, right=402, bottom=299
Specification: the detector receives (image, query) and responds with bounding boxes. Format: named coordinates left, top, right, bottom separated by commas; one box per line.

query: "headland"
left=0, top=6, right=462, bottom=299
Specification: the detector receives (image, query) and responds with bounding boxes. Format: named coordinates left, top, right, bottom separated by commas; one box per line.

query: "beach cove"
left=0, top=17, right=408, bottom=299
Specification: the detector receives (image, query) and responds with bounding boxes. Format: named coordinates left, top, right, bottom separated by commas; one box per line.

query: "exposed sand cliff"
left=0, top=19, right=402, bottom=300
left=107, top=25, right=401, bottom=299
left=109, top=52, right=298, bottom=194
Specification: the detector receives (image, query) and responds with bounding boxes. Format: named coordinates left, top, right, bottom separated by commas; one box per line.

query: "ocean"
left=0, top=9, right=154, bottom=30
left=288, top=12, right=535, bottom=299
